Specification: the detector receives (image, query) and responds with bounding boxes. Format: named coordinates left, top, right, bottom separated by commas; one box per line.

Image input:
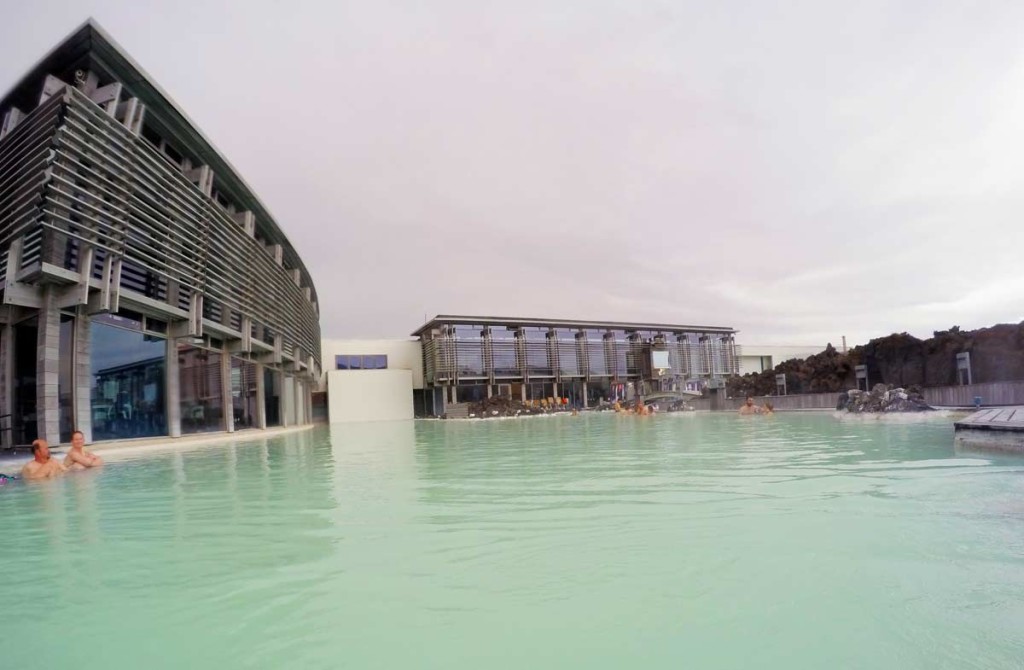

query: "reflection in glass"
left=58, top=314, right=75, bottom=442
left=554, top=328, right=581, bottom=377
left=523, top=327, right=553, bottom=378
left=453, top=325, right=485, bottom=378
left=584, top=329, right=609, bottom=377
left=179, top=345, right=224, bottom=433
left=232, top=358, right=258, bottom=429
left=14, top=319, right=38, bottom=444
left=610, top=330, right=629, bottom=378
left=91, top=321, right=166, bottom=440
left=265, top=368, right=281, bottom=427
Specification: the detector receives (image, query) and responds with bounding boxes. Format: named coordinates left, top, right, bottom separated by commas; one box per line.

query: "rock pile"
left=466, top=396, right=547, bottom=418
left=835, top=384, right=934, bottom=413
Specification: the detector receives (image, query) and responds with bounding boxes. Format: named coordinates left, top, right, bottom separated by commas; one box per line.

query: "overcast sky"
left=3, top=1, right=1024, bottom=346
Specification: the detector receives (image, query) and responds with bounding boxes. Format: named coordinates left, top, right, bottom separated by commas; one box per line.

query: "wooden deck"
left=954, top=407, right=1024, bottom=432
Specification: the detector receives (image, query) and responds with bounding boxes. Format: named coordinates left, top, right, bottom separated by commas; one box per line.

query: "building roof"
left=411, top=315, right=737, bottom=337
left=0, top=18, right=318, bottom=307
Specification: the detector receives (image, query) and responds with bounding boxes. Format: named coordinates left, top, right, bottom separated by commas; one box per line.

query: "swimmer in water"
left=64, top=430, right=102, bottom=470
left=738, top=396, right=760, bottom=416
left=21, top=439, right=68, bottom=480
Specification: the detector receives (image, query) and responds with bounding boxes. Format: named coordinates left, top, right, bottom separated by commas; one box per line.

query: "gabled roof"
left=0, top=18, right=318, bottom=306
left=411, top=315, right=737, bottom=337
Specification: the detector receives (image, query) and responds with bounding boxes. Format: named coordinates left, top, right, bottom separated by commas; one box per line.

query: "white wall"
left=320, top=338, right=424, bottom=389
left=738, top=345, right=826, bottom=376
left=327, top=369, right=414, bottom=423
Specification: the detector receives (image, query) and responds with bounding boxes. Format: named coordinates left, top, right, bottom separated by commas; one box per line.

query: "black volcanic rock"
left=727, top=321, right=1024, bottom=398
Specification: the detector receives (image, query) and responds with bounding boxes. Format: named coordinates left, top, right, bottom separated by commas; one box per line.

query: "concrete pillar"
left=254, top=363, right=267, bottom=429
left=291, top=379, right=301, bottom=426
left=295, top=381, right=306, bottom=425
left=166, top=339, right=181, bottom=438
left=520, top=384, right=527, bottom=402
left=582, top=381, right=589, bottom=409
left=222, top=354, right=234, bottom=433
left=304, top=382, right=313, bottom=424
left=36, top=288, right=60, bottom=443
left=281, top=375, right=294, bottom=427
left=73, top=311, right=92, bottom=442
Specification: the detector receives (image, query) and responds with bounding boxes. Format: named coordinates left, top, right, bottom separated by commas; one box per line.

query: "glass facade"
left=554, top=328, right=581, bottom=378
left=490, top=327, right=519, bottom=378
left=58, top=314, right=75, bottom=442
left=584, top=330, right=609, bottom=377
left=90, top=316, right=166, bottom=440
left=179, top=345, right=224, bottom=434
left=13, top=319, right=38, bottom=445
left=265, top=368, right=281, bottom=427
left=420, top=320, right=738, bottom=415
left=523, top=327, right=553, bottom=378
left=231, top=358, right=259, bottom=429
left=454, top=325, right=485, bottom=379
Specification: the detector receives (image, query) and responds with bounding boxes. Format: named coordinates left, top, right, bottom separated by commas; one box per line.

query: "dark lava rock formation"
left=727, top=322, right=1024, bottom=398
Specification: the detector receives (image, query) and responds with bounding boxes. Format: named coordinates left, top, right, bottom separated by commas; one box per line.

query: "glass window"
left=490, top=327, right=518, bottom=340
left=336, top=355, right=362, bottom=370
left=364, top=355, right=388, bottom=370
left=91, top=320, right=166, bottom=440
left=336, top=354, right=388, bottom=370
left=584, top=329, right=609, bottom=377
left=265, top=368, right=281, bottom=427
left=453, top=326, right=485, bottom=378
left=145, top=317, right=168, bottom=334
left=555, top=328, right=581, bottom=377
left=232, top=358, right=258, bottom=429
left=492, top=331, right=520, bottom=378
left=178, top=345, right=224, bottom=434
left=523, top=327, right=553, bottom=377
left=58, top=314, right=75, bottom=442
left=13, top=319, right=38, bottom=445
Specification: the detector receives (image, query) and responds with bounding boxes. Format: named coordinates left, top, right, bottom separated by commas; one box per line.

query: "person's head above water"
left=71, top=430, right=85, bottom=449
left=745, top=396, right=754, bottom=406
left=31, top=439, right=50, bottom=462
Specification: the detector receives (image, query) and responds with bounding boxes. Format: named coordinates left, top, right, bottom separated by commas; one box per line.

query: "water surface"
left=2, top=413, right=1023, bottom=669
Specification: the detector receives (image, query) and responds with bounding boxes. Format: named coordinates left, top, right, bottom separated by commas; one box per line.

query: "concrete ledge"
left=87, top=424, right=316, bottom=460
left=955, top=429, right=1024, bottom=454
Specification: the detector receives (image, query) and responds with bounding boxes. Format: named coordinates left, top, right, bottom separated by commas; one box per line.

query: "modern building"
left=322, top=316, right=739, bottom=422
left=0, top=20, right=321, bottom=446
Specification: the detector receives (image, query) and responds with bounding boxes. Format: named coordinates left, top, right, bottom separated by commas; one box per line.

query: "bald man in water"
left=21, top=439, right=67, bottom=480
left=738, top=396, right=761, bottom=416
left=64, top=430, right=102, bottom=470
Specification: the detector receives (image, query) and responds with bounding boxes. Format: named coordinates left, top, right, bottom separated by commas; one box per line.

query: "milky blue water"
left=2, top=412, right=1023, bottom=669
